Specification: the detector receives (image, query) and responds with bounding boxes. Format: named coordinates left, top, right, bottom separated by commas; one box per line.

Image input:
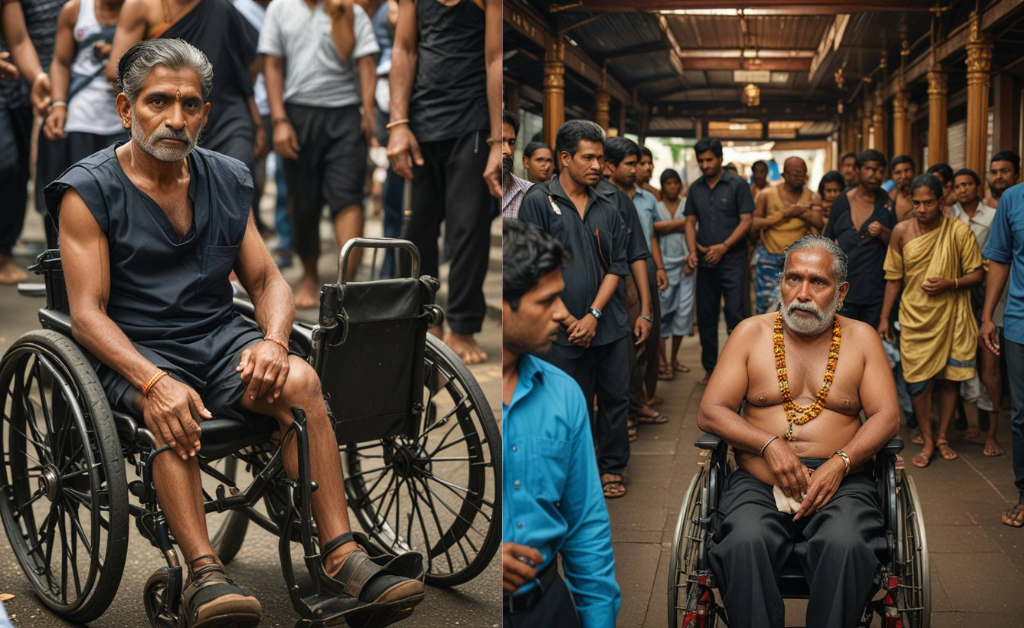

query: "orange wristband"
left=142, top=370, right=168, bottom=397
left=264, top=335, right=289, bottom=352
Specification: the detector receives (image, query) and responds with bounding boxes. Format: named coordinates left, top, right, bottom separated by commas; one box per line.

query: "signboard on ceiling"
left=733, top=71, right=790, bottom=84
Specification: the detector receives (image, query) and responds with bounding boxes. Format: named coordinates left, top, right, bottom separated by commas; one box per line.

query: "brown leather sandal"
left=180, top=555, right=262, bottom=628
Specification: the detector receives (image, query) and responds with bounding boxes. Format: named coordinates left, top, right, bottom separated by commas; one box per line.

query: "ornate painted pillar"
left=543, top=39, right=565, bottom=151
left=965, top=17, right=994, bottom=176
left=595, top=89, right=610, bottom=133
left=927, top=65, right=948, bottom=166
left=873, top=87, right=888, bottom=157
left=893, top=67, right=910, bottom=157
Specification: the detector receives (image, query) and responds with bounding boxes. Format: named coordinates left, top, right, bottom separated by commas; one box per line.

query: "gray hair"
left=117, top=39, right=214, bottom=103
left=781, top=235, right=848, bottom=285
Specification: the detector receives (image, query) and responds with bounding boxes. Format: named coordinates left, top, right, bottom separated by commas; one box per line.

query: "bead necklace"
left=773, top=312, right=842, bottom=442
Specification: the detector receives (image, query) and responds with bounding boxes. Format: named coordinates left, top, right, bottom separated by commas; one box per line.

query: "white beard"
left=130, top=109, right=201, bottom=162
left=780, top=290, right=840, bottom=336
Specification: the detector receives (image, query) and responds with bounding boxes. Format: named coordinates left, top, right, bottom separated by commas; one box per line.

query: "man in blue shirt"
left=502, top=219, right=621, bottom=627
left=981, top=179, right=1024, bottom=528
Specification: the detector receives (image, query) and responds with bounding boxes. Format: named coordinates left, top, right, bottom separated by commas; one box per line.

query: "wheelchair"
left=0, top=238, right=501, bottom=626
left=668, top=433, right=929, bottom=628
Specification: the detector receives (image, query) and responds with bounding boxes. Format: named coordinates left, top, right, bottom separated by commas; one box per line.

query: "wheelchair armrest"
left=695, top=432, right=723, bottom=450
left=880, top=436, right=904, bottom=456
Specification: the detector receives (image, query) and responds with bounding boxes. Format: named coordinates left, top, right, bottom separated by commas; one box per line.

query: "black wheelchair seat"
left=111, top=410, right=278, bottom=461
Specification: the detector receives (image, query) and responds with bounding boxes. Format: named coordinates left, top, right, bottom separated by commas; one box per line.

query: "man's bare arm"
left=327, top=0, right=356, bottom=62
left=653, top=218, right=686, bottom=235
left=103, top=0, right=148, bottom=82
left=481, top=0, right=502, bottom=198
left=387, top=0, right=417, bottom=124
left=750, top=189, right=778, bottom=233
left=684, top=215, right=698, bottom=260
left=60, top=189, right=207, bottom=459
left=801, top=192, right=825, bottom=229
left=696, top=321, right=775, bottom=454
left=841, top=326, right=901, bottom=468
left=233, top=212, right=294, bottom=343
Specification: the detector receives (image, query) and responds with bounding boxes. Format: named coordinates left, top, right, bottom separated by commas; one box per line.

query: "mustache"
left=785, top=301, right=825, bottom=321
left=151, top=127, right=193, bottom=143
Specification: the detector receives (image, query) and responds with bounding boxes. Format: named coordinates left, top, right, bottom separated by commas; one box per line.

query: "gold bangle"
left=385, top=118, right=410, bottom=130
left=954, top=278, right=959, bottom=290
left=833, top=450, right=851, bottom=476
left=264, top=335, right=289, bottom=352
left=142, top=371, right=168, bottom=397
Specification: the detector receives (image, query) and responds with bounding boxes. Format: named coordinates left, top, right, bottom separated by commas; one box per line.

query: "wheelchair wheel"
left=0, top=330, right=129, bottom=623
left=668, top=467, right=717, bottom=628
left=897, top=471, right=930, bottom=628
left=343, top=333, right=500, bottom=587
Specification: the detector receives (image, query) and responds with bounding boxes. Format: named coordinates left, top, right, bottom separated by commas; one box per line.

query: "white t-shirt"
left=257, top=0, right=379, bottom=108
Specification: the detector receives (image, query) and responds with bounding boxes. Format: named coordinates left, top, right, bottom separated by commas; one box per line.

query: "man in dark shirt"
left=388, top=0, right=501, bottom=365
left=683, top=137, right=754, bottom=383
left=519, top=120, right=632, bottom=499
left=841, top=152, right=859, bottom=190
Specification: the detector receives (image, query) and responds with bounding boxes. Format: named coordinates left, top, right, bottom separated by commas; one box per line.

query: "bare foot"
left=445, top=332, right=487, bottom=364
left=0, top=255, right=28, bottom=285
left=1003, top=503, right=1024, bottom=528
left=294, top=278, right=320, bottom=309
left=912, top=444, right=935, bottom=468
left=911, top=431, right=925, bottom=446
left=936, top=439, right=958, bottom=461
left=646, top=395, right=664, bottom=407
left=984, top=438, right=1005, bottom=456
left=965, top=427, right=981, bottom=439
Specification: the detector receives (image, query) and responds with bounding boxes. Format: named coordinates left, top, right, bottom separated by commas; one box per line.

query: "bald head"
left=782, top=156, right=808, bottom=190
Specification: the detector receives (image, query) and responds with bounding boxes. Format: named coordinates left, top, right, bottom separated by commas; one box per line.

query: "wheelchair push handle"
left=337, top=238, right=420, bottom=285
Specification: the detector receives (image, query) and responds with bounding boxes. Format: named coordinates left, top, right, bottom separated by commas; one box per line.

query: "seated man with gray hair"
left=44, top=39, right=424, bottom=628
left=696, top=235, right=900, bottom=628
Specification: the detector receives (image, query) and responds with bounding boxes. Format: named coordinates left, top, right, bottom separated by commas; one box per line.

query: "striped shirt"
left=502, top=172, right=533, bottom=220
left=0, top=0, right=67, bottom=109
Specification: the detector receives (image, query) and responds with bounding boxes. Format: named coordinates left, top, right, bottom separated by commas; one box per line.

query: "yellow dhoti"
left=883, top=216, right=982, bottom=388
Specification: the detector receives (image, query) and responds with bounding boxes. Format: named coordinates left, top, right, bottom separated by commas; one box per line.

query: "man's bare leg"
left=445, top=330, right=487, bottom=365
left=332, top=205, right=363, bottom=283
left=294, top=255, right=321, bottom=309
left=910, top=382, right=935, bottom=467
left=980, top=347, right=1005, bottom=456
left=0, top=253, right=28, bottom=285
left=671, top=335, right=688, bottom=372
left=935, top=379, right=960, bottom=460
left=241, top=356, right=356, bottom=572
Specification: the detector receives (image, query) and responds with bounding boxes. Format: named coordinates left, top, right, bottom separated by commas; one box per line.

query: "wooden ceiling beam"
left=683, top=58, right=812, bottom=71
left=551, top=0, right=935, bottom=14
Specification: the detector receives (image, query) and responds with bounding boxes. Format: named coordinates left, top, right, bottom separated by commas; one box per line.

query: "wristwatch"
left=589, top=307, right=603, bottom=320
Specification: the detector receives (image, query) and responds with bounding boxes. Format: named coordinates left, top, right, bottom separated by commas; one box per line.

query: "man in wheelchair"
left=42, top=39, right=424, bottom=627
left=696, top=235, right=900, bottom=628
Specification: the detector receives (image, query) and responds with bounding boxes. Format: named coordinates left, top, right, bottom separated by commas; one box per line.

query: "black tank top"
left=410, top=0, right=488, bottom=143
left=44, top=143, right=253, bottom=355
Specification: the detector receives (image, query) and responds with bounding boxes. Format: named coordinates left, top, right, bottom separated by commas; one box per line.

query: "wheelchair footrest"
left=292, top=588, right=425, bottom=628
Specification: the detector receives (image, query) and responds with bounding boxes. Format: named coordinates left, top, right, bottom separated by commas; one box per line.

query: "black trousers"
left=542, top=335, right=631, bottom=475
left=400, top=130, right=495, bottom=335
left=503, top=573, right=580, bottom=628
left=627, top=274, right=660, bottom=415
left=695, top=252, right=747, bottom=374
left=707, top=461, right=887, bottom=628
left=0, top=106, right=33, bottom=256
left=839, top=301, right=883, bottom=330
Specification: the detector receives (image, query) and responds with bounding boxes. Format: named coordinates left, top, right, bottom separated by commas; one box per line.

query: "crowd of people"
left=502, top=111, right=1024, bottom=624
left=0, top=0, right=501, bottom=365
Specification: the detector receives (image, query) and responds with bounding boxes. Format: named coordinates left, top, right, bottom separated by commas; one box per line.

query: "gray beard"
left=130, top=109, right=201, bottom=162
left=780, top=291, right=840, bottom=337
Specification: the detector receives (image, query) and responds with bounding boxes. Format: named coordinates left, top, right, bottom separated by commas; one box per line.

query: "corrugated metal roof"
left=569, top=13, right=661, bottom=54
left=665, top=15, right=830, bottom=51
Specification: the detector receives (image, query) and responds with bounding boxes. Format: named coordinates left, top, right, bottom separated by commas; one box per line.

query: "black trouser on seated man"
left=503, top=563, right=580, bottom=628
left=696, top=251, right=746, bottom=374
left=542, top=335, right=631, bottom=475
left=707, top=458, right=887, bottom=628
left=399, top=129, right=495, bottom=336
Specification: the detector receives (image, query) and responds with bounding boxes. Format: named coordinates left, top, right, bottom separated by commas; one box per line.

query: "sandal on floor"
left=602, top=478, right=626, bottom=499
left=911, top=447, right=935, bottom=469
left=627, top=418, right=639, bottom=442
left=911, top=431, right=925, bottom=446
left=936, top=439, right=958, bottom=461
left=180, top=555, right=263, bottom=628
left=672, top=361, right=690, bottom=373
left=637, top=410, right=668, bottom=425
left=1002, top=503, right=1024, bottom=528
left=658, top=365, right=674, bottom=381
left=317, top=532, right=426, bottom=627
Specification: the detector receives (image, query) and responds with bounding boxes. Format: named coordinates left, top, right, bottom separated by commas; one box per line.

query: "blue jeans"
left=1005, top=337, right=1024, bottom=503
left=380, top=167, right=404, bottom=278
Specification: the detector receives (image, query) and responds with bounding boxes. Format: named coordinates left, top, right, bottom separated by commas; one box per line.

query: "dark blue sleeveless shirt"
left=44, top=143, right=253, bottom=354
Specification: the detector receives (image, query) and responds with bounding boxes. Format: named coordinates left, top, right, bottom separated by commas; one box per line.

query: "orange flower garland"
left=773, top=312, right=842, bottom=441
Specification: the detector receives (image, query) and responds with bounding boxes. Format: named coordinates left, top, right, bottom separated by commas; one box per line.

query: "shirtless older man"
left=698, top=235, right=899, bottom=628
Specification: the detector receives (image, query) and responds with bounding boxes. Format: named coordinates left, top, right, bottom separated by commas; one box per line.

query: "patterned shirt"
left=502, top=172, right=532, bottom=220
left=0, top=0, right=67, bottom=109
